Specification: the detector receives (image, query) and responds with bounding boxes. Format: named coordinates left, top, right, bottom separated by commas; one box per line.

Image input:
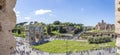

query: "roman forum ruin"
left=0, top=0, right=119, bottom=55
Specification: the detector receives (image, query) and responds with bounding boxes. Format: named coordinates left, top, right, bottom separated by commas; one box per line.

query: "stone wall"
left=115, top=0, right=120, bottom=55
left=0, top=0, right=16, bottom=55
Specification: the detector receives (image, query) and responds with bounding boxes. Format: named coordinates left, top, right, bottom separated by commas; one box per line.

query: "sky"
left=15, top=0, right=115, bottom=26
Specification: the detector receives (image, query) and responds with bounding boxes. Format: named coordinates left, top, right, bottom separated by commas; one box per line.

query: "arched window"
left=36, top=34, right=39, bottom=39
left=31, top=37, right=34, bottom=40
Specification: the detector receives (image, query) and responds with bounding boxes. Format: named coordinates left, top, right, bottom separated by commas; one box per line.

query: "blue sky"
left=15, top=0, right=115, bottom=26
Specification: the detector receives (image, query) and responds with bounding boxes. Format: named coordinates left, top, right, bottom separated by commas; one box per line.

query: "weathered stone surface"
left=0, top=0, right=16, bottom=55
left=115, top=0, right=120, bottom=55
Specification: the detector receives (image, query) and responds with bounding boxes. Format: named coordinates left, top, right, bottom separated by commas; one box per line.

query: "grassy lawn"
left=32, top=40, right=116, bottom=53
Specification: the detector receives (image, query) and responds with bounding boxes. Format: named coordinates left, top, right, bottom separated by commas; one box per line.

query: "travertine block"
left=0, top=0, right=16, bottom=55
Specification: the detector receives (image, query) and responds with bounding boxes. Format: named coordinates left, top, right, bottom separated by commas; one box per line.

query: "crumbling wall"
left=115, top=0, right=120, bottom=55
left=0, top=0, right=16, bottom=55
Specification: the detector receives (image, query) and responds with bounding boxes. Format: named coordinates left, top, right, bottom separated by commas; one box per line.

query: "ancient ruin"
left=0, top=0, right=16, bottom=55
left=96, top=20, right=114, bottom=31
left=115, top=0, right=120, bottom=54
left=25, top=25, right=44, bottom=45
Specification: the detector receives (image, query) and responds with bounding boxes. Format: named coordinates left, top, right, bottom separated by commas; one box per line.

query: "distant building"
left=84, top=26, right=94, bottom=31
left=25, top=25, right=44, bottom=45
left=95, top=20, right=115, bottom=31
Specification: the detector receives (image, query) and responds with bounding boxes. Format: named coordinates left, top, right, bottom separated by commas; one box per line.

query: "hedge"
left=88, top=36, right=112, bottom=44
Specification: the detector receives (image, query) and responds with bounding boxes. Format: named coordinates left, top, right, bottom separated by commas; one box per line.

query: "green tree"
left=52, top=26, right=59, bottom=31
left=47, top=25, right=51, bottom=35
left=16, top=22, right=28, bottom=26
left=74, top=28, right=83, bottom=34
left=59, top=26, right=67, bottom=33
left=29, top=21, right=33, bottom=25
left=53, top=21, right=61, bottom=25
left=18, top=29, right=21, bottom=34
left=34, top=21, right=38, bottom=24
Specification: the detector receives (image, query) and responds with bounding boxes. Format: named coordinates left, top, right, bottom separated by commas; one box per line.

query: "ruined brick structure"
left=0, top=0, right=16, bottom=55
left=96, top=20, right=114, bottom=31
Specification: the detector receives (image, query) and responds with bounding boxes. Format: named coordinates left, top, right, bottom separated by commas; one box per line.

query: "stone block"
left=0, top=0, right=16, bottom=55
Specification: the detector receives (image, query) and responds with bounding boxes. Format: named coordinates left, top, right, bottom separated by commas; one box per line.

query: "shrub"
left=13, top=32, right=26, bottom=38
left=59, top=26, right=67, bottom=33
left=18, top=29, right=21, bottom=34
left=88, top=36, right=112, bottom=44
left=74, top=28, right=82, bottom=34
left=52, top=26, right=58, bottom=31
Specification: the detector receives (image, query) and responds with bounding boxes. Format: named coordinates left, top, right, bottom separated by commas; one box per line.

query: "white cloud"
left=16, top=14, right=20, bottom=17
left=14, top=8, right=20, bottom=17
left=14, top=8, right=20, bottom=14
left=16, top=11, right=20, bottom=14
left=16, top=11, right=20, bottom=17
left=49, top=14, right=57, bottom=17
left=80, top=8, right=84, bottom=11
left=24, top=17, right=31, bottom=20
left=35, top=9, right=52, bottom=15
left=49, top=14, right=54, bottom=16
left=13, top=8, right=16, bottom=12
